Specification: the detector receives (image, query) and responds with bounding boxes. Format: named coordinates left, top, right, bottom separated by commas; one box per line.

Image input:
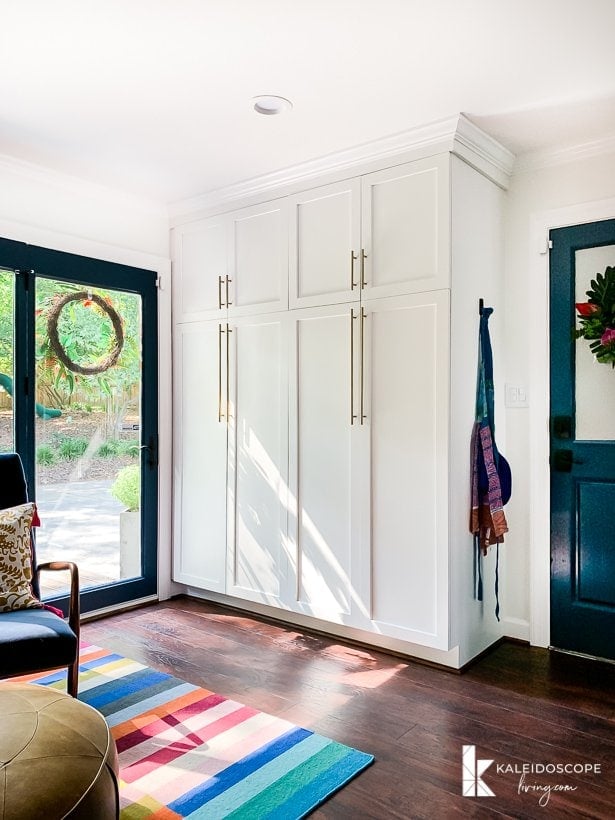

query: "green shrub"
left=110, top=464, right=140, bottom=511
left=97, top=439, right=120, bottom=457
left=118, top=440, right=140, bottom=458
left=36, top=444, right=57, bottom=466
left=58, top=436, right=88, bottom=460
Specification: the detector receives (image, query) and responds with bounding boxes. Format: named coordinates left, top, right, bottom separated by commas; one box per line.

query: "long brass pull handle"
left=350, top=251, right=358, bottom=290
left=226, top=322, right=232, bottom=420
left=360, top=307, right=366, bottom=424
left=225, top=275, right=233, bottom=307
left=218, top=276, right=224, bottom=309
left=218, top=324, right=224, bottom=422
left=360, top=249, right=368, bottom=289
left=350, top=309, right=357, bottom=425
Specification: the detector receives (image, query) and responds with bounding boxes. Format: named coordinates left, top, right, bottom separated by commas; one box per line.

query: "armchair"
left=0, top=453, right=80, bottom=696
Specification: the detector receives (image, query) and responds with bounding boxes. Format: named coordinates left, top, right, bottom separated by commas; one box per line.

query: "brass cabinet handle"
left=218, top=276, right=224, bottom=309
left=360, top=249, right=368, bottom=289
left=226, top=322, right=232, bottom=420
left=360, top=307, right=367, bottom=424
left=218, top=323, right=224, bottom=422
left=225, top=275, right=232, bottom=307
left=350, top=309, right=357, bottom=425
left=350, top=251, right=358, bottom=290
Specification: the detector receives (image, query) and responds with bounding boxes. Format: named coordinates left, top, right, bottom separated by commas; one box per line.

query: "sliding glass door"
left=0, top=238, right=158, bottom=613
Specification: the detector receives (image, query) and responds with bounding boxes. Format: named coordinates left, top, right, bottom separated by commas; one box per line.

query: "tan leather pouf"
left=0, top=682, right=119, bottom=819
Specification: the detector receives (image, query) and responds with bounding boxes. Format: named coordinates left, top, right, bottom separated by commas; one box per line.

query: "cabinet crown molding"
left=169, top=114, right=515, bottom=223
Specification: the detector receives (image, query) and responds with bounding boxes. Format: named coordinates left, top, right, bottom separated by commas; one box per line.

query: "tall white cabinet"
left=172, top=119, right=511, bottom=669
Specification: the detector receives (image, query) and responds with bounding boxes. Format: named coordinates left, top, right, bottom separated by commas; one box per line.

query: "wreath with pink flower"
left=575, top=265, right=615, bottom=366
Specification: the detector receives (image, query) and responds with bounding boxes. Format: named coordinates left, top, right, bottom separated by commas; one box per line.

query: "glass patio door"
left=0, top=237, right=158, bottom=614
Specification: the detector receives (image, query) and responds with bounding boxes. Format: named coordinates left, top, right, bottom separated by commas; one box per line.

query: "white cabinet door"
left=173, top=322, right=228, bottom=591
left=226, top=313, right=290, bottom=605
left=289, top=179, right=361, bottom=309
left=363, top=291, right=450, bottom=649
left=228, top=200, right=289, bottom=317
left=361, top=155, right=450, bottom=299
left=288, top=304, right=369, bottom=625
left=173, top=216, right=229, bottom=323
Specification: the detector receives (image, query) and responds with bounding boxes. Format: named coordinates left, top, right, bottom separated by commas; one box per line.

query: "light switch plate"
left=505, top=383, right=528, bottom=408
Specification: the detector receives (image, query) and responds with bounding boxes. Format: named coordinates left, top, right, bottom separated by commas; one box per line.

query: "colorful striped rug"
left=18, top=643, right=374, bottom=818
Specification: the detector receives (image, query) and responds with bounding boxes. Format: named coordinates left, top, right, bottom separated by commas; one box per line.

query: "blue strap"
left=495, top=544, right=500, bottom=622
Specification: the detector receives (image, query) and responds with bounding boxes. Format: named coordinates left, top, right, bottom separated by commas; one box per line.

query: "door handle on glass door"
left=139, top=436, right=158, bottom=468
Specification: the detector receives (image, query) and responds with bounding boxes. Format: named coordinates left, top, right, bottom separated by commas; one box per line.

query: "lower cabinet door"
left=288, top=304, right=369, bottom=626
left=173, top=321, right=228, bottom=591
left=226, top=313, right=290, bottom=605
left=363, top=291, right=451, bottom=649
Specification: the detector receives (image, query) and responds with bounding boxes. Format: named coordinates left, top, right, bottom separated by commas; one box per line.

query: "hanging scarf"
left=469, top=307, right=511, bottom=619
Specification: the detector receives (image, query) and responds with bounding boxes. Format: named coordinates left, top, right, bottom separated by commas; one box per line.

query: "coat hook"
left=479, top=298, right=484, bottom=315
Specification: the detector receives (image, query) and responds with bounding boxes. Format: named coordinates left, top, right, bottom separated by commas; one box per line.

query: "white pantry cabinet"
left=173, top=199, right=288, bottom=323
left=288, top=179, right=361, bottom=309
left=363, top=292, right=450, bottom=648
left=173, top=321, right=228, bottom=590
left=288, top=154, right=449, bottom=309
left=173, top=313, right=289, bottom=603
left=287, top=304, right=367, bottom=625
left=287, top=291, right=449, bottom=648
left=228, top=200, right=289, bottom=316
left=173, top=215, right=229, bottom=323
left=173, top=124, right=510, bottom=667
left=226, top=312, right=290, bottom=607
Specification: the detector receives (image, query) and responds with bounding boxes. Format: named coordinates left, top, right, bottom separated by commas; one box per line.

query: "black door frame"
left=0, top=236, right=158, bottom=612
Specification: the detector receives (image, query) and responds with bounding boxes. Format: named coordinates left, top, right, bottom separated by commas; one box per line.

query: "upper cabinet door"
left=361, top=155, right=450, bottom=299
left=228, top=200, right=289, bottom=316
left=289, top=179, right=361, bottom=308
left=173, top=216, right=229, bottom=323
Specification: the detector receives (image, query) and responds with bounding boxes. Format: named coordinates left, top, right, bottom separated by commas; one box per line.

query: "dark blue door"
left=0, top=237, right=158, bottom=614
left=550, top=219, right=615, bottom=660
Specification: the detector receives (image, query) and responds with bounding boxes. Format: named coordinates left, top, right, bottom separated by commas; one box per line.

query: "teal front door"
left=550, top=219, right=615, bottom=661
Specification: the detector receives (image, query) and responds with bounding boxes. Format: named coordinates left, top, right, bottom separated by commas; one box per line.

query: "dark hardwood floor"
left=83, top=597, right=615, bottom=819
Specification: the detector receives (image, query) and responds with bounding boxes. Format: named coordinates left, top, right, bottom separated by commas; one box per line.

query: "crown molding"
left=169, top=113, right=514, bottom=222
left=513, top=132, right=615, bottom=174
left=452, top=114, right=515, bottom=189
left=0, top=153, right=166, bottom=217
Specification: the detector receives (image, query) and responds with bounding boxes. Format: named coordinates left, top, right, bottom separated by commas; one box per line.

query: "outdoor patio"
left=37, top=479, right=127, bottom=598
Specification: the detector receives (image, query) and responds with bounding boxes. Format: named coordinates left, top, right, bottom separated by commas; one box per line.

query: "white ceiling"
left=1, top=0, right=615, bottom=205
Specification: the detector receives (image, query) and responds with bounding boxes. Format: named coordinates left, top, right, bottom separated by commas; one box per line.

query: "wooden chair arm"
left=37, top=562, right=80, bottom=638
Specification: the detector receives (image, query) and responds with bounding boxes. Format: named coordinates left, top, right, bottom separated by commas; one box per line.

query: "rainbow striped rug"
left=18, top=643, right=373, bottom=818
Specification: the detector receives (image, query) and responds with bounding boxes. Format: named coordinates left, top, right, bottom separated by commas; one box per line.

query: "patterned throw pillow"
left=0, top=502, right=41, bottom=612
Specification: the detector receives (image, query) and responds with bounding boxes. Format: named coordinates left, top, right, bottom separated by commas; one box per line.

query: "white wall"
left=501, top=148, right=615, bottom=641
left=0, top=156, right=177, bottom=605
left=0, top=156, right=168, bottom=259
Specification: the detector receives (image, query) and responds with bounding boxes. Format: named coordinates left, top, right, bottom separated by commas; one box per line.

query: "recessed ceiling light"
left=252, top=95, right=293, bottom=116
